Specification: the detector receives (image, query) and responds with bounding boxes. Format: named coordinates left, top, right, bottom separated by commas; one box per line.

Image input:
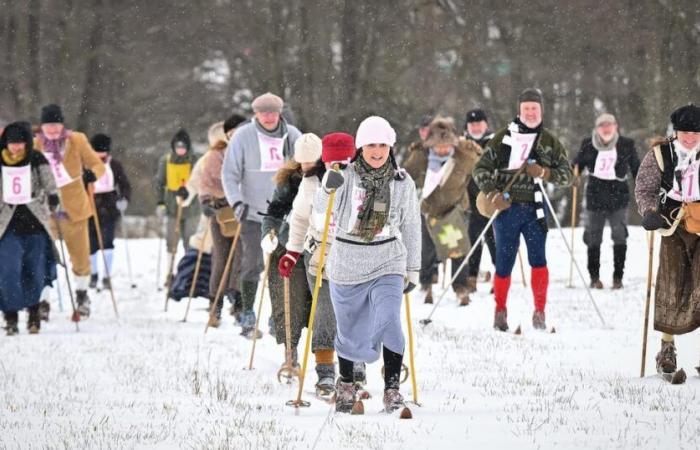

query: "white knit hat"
left=293, top=133, right=322, bottom=163
left=355, top=116, right=396, bottom=149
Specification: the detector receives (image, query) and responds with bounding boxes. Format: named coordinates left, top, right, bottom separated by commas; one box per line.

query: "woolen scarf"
left=350, top=155, right=394, bottom=242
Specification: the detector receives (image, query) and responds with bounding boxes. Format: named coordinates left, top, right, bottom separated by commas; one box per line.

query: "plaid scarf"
left=39, top=128, right=72, bottom=163
left=350, top=156, right=394, bottom=242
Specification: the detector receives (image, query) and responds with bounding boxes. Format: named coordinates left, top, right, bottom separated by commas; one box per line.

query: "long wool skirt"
left=654, top=227, right=700, bottom=335
left=0, top=229, right=57, bottom=313
left=330, top=274, right=404, bottom=363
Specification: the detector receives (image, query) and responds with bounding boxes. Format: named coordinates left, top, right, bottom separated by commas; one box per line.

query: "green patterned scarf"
left=351, top=156, right=394, bottom=242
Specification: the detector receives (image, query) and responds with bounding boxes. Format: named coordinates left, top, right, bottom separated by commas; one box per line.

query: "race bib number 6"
left=2, top=165, right=32, bottom=205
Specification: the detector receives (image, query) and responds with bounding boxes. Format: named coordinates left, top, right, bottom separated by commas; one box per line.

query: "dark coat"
left=94, top=158, right=131, bottom=222
left=573, top=135, right=640, bottom=212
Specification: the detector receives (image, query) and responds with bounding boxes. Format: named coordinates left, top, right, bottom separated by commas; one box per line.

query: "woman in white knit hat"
left=316, top=116, right=421, bottom=414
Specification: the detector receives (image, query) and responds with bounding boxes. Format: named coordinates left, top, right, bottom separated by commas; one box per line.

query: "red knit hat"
left=321, top=132, right=356, bottom=163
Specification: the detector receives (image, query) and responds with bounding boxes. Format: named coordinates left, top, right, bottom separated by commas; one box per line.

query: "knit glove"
left=260, top=233, right=279, bottom=254
left=48, top=194, right=60, bottom=212
left=175, top=186, right=189, bottom=200
left=201, top=199, right=217, bottom=218
left=116, top=198, right=128, bottom=212
left=233, top=202, right=249, bottom=221
left=155, top=203, right=166, bottom=219
left=642, top=210, right=666, bottom=231
left=278, top=251, right=300, bottom=278
left=526, top=161, right=550, bottom=180
left=82, top=169, right=97, bottom=185
left=404, top=270, right=420, bottom=294
left=486, top=191, right=511, bottom=211
left=322, top=169, right=344, bottom=192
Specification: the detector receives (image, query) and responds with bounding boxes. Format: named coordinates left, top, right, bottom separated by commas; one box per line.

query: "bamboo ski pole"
left=568, top=165, right=579, bottom=288
left=181, top=218, right=211, bottom=322
left=89, top=189, right=119, bottom=318
left=163, top=198, right=184, bottom=312
left=53, top=212, right=80, bottom=331
left=287, top=164, right=338, bottom=408
left=204, top=222, right=241, bottom=334
left=247, top=250, right=273, bottom=370
left=640, top=231, right=654, bottom=377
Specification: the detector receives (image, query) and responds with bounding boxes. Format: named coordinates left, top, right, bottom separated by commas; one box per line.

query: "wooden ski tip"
left=514, top=325, right=522, bottom=335
left=351, top=400, right=364, bottom=415
left=399, top=407, right=413, bottom=419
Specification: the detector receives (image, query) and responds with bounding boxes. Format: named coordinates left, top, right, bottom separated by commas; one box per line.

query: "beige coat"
left=34, top=131, right=105, bottom=222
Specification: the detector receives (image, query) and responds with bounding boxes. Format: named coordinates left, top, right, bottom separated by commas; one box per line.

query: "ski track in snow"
left=2, top=227, right=700, bottom=449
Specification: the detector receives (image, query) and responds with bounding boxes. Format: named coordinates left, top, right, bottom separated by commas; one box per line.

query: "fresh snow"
left=2, top=226, right=700, bottom=449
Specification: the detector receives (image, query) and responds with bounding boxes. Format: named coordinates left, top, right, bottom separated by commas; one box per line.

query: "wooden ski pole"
left=182, top=218, right=211, bottom=322
left=53, top=212, right=80, bottom=331
left=404, top=293, right=420, bottom=405
left=89, top=188, right=119, bottom=318
left=640, top=231, right=654, bottom=377
left=287, top=164, right=338, bottom=408
left=156, top=216, right=164, bottom=291
left=118, top=210, right=136, bottom=288
left=277, top=276, right=297, bottom=383
left=568, top=165, right=579, bottom=288
left=163, top=197, right=184, bottom=312
left=247, top=249, right=273, bottom=370
left=204, top=221, right=241, bottom=334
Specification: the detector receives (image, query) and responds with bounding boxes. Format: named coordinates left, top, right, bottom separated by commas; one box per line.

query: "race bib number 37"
left=593, top=149, right=618, bottom=180
left=2, top=165, right=32, bottom=205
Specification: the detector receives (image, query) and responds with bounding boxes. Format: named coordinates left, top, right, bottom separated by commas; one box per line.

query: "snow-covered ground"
left=2, top=226, right=700, bottom=449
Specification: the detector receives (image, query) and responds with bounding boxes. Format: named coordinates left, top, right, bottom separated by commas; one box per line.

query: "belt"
left=335, top=236, right=396, bottom=246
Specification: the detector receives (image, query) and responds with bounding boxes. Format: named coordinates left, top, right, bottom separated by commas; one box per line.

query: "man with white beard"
left=572, top=113, right=640, bottom=290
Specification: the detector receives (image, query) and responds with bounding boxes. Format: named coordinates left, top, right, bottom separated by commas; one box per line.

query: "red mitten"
left=278, top=251, right=301, bottom=278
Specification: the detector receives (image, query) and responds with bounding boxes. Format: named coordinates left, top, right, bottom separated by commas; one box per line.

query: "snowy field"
left=2, top=226, right=700, bottom=449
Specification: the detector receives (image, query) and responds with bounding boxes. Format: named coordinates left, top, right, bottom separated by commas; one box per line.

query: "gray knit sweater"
left=222, top=118, right=301, bottom=222
left=314, top=163, right=421, bottom=285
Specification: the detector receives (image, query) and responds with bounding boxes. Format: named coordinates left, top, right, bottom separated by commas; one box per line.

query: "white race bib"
left=348, top=184, right=390, bottom=238
left=94, top=163, right=115, bottom=194
left=592, top=149, right=618, bottom=180
left=257, top=132, right=286, bottom=172
left=422, top=164, right=447, bottom=200
left=505, top=132, right=537, bottom=170
left=44, top=152, right=77, bottom=188
left=670, top=160, right=700, bottom=203
left=2, top=165, right=32, bottom=205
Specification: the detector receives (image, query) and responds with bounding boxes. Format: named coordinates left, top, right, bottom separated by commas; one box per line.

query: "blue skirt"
left=0, top=229, right=57, bottom=312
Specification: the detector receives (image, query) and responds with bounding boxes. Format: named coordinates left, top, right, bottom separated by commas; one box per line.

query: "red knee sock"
left=493, top=275, right=511, bottom=311
left=531, top=266, right=549, bottom=312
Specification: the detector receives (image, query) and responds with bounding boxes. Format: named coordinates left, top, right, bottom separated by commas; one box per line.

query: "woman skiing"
left=88, top=133, right=131, bottom=290
left=0, top=122, right=58, bottom=335
left=635, top=104, right=700, bottom=379
left=316, top=116, right=421, bottom=414
left=280, top=132, right=360, bottom=398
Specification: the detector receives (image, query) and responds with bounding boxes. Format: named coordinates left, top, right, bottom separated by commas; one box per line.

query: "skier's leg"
left=583, top=210, right=605, bottom=285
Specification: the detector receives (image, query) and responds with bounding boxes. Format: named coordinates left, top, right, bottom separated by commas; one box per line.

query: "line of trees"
left=0, top=0, right=698, bottom=219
